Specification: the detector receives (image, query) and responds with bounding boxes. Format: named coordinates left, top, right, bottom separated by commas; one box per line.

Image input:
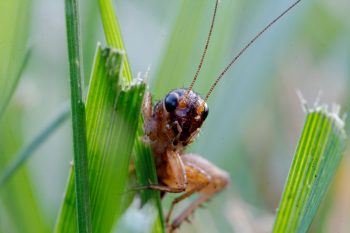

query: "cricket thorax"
left=144, top=88, right=209, bottom=154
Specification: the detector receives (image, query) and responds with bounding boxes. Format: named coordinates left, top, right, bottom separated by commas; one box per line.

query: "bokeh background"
left=1, top=0, right=350, bottom=232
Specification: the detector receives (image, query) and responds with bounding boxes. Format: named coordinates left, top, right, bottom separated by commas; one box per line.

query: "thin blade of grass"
left=273, top=104, right=347, bottom=233
left=132, top=120, right=165, bottom=233
left=0, top=104, right=70, bottom=188
left=0, top=0, right=31, bottom=118
left=64, top=0, right=92, bottom=231
left=0, top=105, right=49, bottom=233
left=54, top=45, right=145, bottom=233
left=98, top=0, right=132, bottom=83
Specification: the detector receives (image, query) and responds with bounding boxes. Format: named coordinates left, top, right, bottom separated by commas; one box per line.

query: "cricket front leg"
left=169, top=154, right=230, bottom=232
left=143, top=149, right=187, bottom=193
left=165, top=158, right=212, bottom=228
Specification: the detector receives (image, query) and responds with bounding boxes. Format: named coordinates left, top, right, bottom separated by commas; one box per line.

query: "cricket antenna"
left=187, top=0, right=219, bottom=93
left=204, top=0, right=302, bottom=101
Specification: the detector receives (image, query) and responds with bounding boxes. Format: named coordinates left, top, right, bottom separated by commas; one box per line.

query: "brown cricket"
left=141, top=0, right=302, bottom=231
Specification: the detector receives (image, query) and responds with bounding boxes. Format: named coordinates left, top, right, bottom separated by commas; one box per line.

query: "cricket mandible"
left=141, top=0, right=302, bottom=231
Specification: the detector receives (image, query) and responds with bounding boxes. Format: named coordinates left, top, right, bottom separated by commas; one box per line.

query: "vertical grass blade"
left=98, top=0, right=132, bottom=83
left=0, top=0, right=31, bottom=118
left=273, top=104, right=347, bottom=233
left=54, top=45, right=145, bottom=233
left=64, top=0, right=92, bottom=232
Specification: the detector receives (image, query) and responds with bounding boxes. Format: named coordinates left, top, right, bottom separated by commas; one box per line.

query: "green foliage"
left=273, top=105, right=347, bottom=233
left=99, top=0, right=132, bottom=83
left=0, top=0, right=31, bottom=117
left=64, top=0, right=92, bottom=231
left=54, top=45, right=145, bottom=233
left=0, top=104, right=70, bottom=188
left=0, top=105, right=48, bottom=233
left=0, top=1, right=48, bottom=232
left=99, top=0, right=165, bottom=231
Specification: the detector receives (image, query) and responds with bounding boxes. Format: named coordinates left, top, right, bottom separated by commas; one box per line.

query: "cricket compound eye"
left=164, top=93, right=179, bottom=112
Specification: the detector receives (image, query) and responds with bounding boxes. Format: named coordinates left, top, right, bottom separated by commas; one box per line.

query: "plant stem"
left=64, top=0, right=92, bottom=232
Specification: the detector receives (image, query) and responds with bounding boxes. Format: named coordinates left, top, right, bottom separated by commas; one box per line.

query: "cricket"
left=141, top=0, right=302, bottom=232
left=1, top=0, right=347, bottom=232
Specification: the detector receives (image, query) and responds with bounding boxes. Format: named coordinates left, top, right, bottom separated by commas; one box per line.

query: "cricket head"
left=162, top=88, right=208, bottom=146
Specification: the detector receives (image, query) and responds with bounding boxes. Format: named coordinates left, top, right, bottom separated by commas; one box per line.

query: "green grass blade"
left=133, top=120, right=165, bottom=233
left=0, top=0, right=31, bottom=118
left=64, top=0, right=92, bottom=231
left=0, top=104, right=70, bottom=188
left=98, top=0, right=132, bottom=83
left=54, top=45, right=145, bottom=233
left=273, top=104, right=347, bottom=233
left=0, top=105, right=49, bottom=233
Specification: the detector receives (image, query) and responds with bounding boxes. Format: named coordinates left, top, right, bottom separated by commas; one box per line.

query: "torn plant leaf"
left=273, top=102, right=347, bottom=233
left=54, top=45, right=145, bottom=233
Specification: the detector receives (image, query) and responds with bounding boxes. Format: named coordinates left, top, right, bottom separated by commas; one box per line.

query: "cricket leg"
left=170, top=154, right=230, bottom=232
left=143, top=149, right=187, bottom=193
left=165, top=159, right=212, bottom=226
left=170, top=195, right=211, bottom=232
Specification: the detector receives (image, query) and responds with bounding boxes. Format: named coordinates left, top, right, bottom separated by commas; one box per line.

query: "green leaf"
left=98, top=0, right=132, bottom=83
left=0, top=0, right=31, bottom=118
left=273, top=104, right=347, bottom=233
left=132, top=120, right=165, bottom=233
left=0, top=105, right=49, bottom=233
left=0, top=104, right=70, bottom=188
left=54, top=45, right=145, bottom=233
left=64, top=0, right=92, bottom=231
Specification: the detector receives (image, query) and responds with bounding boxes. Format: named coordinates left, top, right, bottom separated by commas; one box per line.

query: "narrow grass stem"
left=0, top=103, right=70, bottom=188
left=64, top=0, right=92, bottom=232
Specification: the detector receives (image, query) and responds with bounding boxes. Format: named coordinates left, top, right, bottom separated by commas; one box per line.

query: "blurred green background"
left=0, top=0, right=349, bottom=232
